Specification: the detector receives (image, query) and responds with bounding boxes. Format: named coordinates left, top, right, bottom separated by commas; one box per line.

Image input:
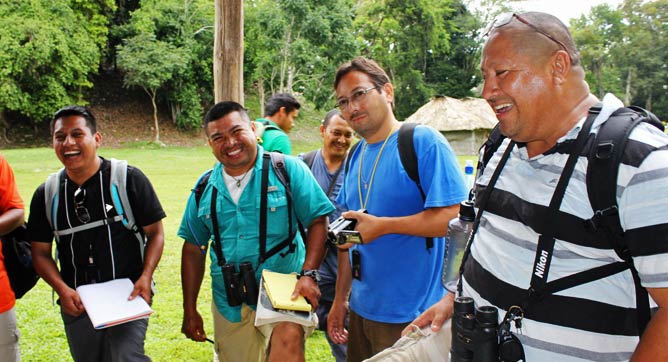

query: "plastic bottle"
left=442, top=200, right=475, bottom=289
left=464, top=160, right=475, bottom=192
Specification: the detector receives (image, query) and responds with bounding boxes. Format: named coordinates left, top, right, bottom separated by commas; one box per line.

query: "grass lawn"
left=5, top=142, right=475, bottom=361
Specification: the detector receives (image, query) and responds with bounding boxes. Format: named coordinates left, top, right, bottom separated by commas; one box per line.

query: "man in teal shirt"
left=179, top=101, right=334, bottom=362
left=255, top=93, right=301, bottom=154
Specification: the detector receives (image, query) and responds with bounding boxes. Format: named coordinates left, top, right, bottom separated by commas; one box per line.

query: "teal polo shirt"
left=178, top=146, right=334, bottom=322
left=257, top=118, right=291, bottom=154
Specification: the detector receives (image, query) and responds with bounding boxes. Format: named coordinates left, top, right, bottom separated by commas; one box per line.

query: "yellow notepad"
left=261, top=270, right=312, bottom=312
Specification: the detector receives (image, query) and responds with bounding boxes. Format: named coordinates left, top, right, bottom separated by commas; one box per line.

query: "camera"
left=327, top=209, right=367, bottom=245
left=451, top=297, right=525, bottom=362
left=221, top=262, right=259, bottom=306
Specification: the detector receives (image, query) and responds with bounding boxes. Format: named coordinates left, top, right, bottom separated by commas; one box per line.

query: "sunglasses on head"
left=483, top=13, right=572, bottom=62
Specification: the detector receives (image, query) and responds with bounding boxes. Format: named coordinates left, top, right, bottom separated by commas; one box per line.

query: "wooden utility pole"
left=214, top=0, right=244, bottom=104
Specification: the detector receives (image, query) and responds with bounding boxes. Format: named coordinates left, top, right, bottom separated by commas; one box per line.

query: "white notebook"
left=76, top=278, right=153, bottom=329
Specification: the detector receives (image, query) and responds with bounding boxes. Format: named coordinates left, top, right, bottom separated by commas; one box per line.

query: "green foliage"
left=0, top=1, right=102, bottom=121
left=245, top=0, right=360, bottom=108
left=118, top=0, right=214, bottom=129
left=354, top=0, right=480, bottom=119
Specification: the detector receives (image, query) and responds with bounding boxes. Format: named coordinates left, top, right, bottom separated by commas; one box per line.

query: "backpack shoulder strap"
left=109, top=158, right=146, bottom=260
left=300, top=150, right=318, bottom=169
left=398, top=123, right=422, bottom=197
left=344, top=141, right=361, bottom=174
left=44, top=168, right=66, bottom=233
left=397, top=123, right=434, bottom=250
left=193, top=169, right=214, bottom=207
left=585, top=105, right=661, bottom=335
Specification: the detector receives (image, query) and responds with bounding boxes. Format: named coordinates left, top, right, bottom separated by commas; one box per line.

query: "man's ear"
left=551, top=50, right=571, bottom=85
left=94, top=132, right=102, bottom=148
left=319, top=124, right=326, bottom=138
left=382, top=82, right=395, bottom=106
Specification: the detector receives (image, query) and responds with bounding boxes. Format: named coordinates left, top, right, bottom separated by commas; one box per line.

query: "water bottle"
left=442, top=201, right=475, bottom=288
left=464, top=160, right=475, bottom=192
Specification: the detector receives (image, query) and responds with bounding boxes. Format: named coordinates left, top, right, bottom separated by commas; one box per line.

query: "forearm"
left=31, top=243, right=69, bottom=295
left=333, top=249, right=352, bottom=304
left=140, top=221, right=165, bottom=279
left=377, top=205, right=458, bottom=238
left=301, top=215, right=328, bottom=271
left=181, top=241, right=206, bottom=313
left=0, top=208, right=24, bottom=236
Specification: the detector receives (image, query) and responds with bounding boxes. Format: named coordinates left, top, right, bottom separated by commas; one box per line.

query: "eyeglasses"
left=483, top=13, right=572, bottom=61
left=335, top=86, right=380, bottom=111
left=74, top=187, right=91, bottom=224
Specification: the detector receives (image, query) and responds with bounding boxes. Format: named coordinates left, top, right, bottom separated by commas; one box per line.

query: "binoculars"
left=221, top=262, right=259, bottom=306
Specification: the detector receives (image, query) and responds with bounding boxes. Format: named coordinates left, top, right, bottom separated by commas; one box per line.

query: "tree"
left=244, top=0, right=360, bottom=112
left=0, top=1, right=104, bottom=123
left=117, top=0, right=215, bottom=129
left=116, top=33, right=187, bottom=144
left=570, top=4, right=625, bottom=99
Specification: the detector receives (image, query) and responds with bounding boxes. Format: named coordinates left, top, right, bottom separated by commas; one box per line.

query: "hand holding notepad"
left=76, top=278, right=153, bottom=329
left=261, top=270, right=312, bottom=312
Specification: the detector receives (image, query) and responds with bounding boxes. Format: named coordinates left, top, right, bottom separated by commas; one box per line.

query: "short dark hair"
left=51, top=106, right=97, bottom=135
left=203, top=101, right=250, bottom=134
left=322, top=109, right=342, bottom=128
left=264, top=93, right=301, bottom=117
left=334, top=57, right=390, bottom=90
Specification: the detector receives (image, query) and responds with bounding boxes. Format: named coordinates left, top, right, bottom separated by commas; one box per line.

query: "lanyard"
left=357, top=125, right=397, bottom=209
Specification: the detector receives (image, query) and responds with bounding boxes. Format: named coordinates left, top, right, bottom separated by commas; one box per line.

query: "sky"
left=509, top=0, right=625, bottom=24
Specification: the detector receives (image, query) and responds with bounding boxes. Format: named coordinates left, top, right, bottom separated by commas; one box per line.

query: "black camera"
left=451, top=297, right=525, bottom=362
left=221, top=262, right=259, bottom=306
left=327, top=209, right=367, bottom=245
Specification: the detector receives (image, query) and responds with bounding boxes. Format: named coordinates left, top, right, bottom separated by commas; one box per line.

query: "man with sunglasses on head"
left=27, top=106, right=166, bottom=361
left=327, top=57, right=467, bottom=362
left=373, top=11, right=668, bottom=362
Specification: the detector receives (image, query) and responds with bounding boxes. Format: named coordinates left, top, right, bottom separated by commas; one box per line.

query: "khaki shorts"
left=212, top=303, right=316, bottom=362
left=363, top=320, right=451, bottom=362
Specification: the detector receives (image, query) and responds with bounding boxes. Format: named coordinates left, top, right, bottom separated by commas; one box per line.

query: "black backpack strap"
left=210, top=186, right=226, bottom=266
left=258, top=153, right=300, bottom=264
left=344, top=141, right=361, bottom=174
left=585, top=106, right=660, bottom=335
left=193, top=169, right=213, bottom=207
left=300, top=150, right=318, bottom=169
left=478, top=123, right=505, bottom=178
left=397, top=123, right=433, bottom=250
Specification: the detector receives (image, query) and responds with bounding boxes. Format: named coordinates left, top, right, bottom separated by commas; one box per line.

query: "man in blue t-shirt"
left=179, top=101, right=334, bottom=362
left=299, top=109, right=354, bottom=362
left=327, top=57, right=467, bottom=361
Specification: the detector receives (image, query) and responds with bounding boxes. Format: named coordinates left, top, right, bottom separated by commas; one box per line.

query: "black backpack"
left=2, top=223, right=40, bottom=298
left=478, top=105, right=664, bottom=334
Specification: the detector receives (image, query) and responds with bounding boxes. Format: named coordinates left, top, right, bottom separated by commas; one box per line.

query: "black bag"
left=2, top=223, right=39, bottom=298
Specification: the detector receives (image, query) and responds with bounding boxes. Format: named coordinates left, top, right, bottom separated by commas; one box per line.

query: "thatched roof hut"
left=404, top=95, right=498, bottom=155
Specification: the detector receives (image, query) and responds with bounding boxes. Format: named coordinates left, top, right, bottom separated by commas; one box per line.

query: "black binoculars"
left=451, top=297, right=525, bottom=362
left=221, top=262, right=259, bottom=306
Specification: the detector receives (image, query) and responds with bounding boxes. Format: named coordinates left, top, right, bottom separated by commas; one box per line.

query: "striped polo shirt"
left=461, top=94, right=668, bottom=361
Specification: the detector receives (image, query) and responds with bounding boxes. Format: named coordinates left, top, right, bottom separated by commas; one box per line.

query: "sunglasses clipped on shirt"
left=74, top=187, right=91, bottom=224
left=483, top=12, right=573, bottom=62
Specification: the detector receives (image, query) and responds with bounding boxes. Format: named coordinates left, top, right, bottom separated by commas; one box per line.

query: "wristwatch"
left=299, top=269, right=322, bottom=283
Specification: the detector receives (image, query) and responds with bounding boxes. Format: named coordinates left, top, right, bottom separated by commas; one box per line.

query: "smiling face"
left=52, top=115, right=101, bottom=179
left=206, top=110, right=258, bottom=176
left=321, top=115, right=354, bottom=160
left=480, top=30, right=554, bottom=143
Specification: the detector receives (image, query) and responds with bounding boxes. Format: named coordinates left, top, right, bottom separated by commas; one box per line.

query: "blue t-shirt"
left=178, top=147, right=334, bottom=322
left=337, top=125, right=467, bottom=323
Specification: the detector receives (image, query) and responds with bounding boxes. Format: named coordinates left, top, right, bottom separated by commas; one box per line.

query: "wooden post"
left=214, top=0, right=244, bottom=104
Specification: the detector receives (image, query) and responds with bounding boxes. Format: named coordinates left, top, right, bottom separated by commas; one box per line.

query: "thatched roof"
left=404, top=95, right=498, bottom=131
